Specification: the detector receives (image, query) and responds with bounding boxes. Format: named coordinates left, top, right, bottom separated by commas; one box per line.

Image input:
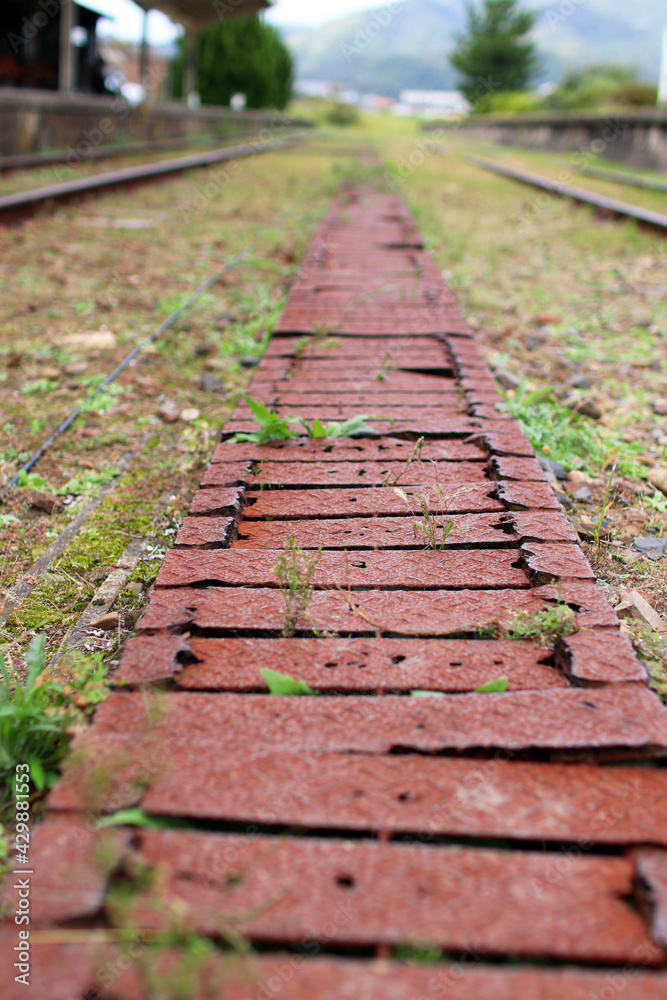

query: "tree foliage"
left=450, top=0, right=538, bottom=102
left=172, top=15, right=292, bottom=110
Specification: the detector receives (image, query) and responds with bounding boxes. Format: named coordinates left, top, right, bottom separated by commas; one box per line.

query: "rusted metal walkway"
left=6, top=187, right=667, bottom=998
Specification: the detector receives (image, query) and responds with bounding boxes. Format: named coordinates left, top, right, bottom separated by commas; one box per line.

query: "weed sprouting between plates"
left=231, top=396, right=390, bottom=444
left=272, top=537, right=322, bottom=638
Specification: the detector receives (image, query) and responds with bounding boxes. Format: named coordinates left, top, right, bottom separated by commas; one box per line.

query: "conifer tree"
left=450, top=0, right=538, bottom=102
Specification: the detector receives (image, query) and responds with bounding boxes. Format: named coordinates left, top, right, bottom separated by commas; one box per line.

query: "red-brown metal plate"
left=211, top=439, right=487, bottom=463
left=137, top=582, right=618, bottom=633
left=84, top=687, right=667, bottom=755
left=135, top=752, right=667, bottom=847
left=174, top=516, right=234, bottom=548
left=188, top=486, right=243, bottom=516
left=155, top=548, right=529, bottom=590
left=561, top=631, right=648, bottom=684
left=118, top=830, right=663, bottom=963
left=114, top=635, right=558, bottom=690
left=522, top=542, right=595, bottom=581
left=4, top=947, right=667, bottom=1000
left=205, top=462, right=490, bottom=488
left=244, top=486, right=503, bottom=518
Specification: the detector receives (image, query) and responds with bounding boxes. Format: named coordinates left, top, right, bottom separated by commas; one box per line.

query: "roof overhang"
left=132, top=1, right=270, bottom=32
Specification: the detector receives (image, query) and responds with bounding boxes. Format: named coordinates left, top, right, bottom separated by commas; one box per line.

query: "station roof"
left=132, top=1, right=270, bottom=31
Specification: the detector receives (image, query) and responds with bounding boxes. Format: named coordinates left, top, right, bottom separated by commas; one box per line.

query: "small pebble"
left=89, top=611, right=119, bottom=631
left=180, top=407, right=201, bottom=422
left=572, top=486, right=592, bottom=502
left=200, top=373, right=225, bottom=393
left=633, top=537, right=667, bottom=561
left=240, top=356, right=260, bottom=369
left=126, top=581, right=144, bottom=595
left=538, top=457, right=569, bottom=481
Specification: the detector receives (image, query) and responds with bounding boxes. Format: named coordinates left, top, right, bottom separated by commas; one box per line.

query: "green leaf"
left=29, top=758, right=46, bottom=790
left=244, top=395, right=274, bottom=424
left=411, top=690, right=446, bottom=698
left=475, top=677, right=509, bottom=693
left=260, top=668, right=319, bottom=696
left=97, top=808, right=190, bottom=829
left=310, top=418, right=326, bottom=439
left=0, top=514, right=20, bottom=526
left=24, top=635, right=46, bottom=693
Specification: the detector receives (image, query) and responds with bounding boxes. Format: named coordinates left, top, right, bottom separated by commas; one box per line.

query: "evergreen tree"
left=450, top=0, right=538, bottom=102
left=172, top=15, right=292, bottom=110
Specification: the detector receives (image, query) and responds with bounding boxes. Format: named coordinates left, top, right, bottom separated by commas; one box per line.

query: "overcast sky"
left=92, top=0, right=382, bottom=43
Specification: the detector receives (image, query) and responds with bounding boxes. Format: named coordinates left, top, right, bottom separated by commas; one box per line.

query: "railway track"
left=467, top=153, right=667, bottom=232
left=0, top=133, right=253, bottom=173
left=5, top=187, right=667, bottom=999
left=574, top=162, right=667, bottom=194
left=0, top=133, right=306, bottom=225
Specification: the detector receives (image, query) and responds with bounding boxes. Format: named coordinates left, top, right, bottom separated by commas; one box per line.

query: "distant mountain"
left=284, top=0, right=663, bottom=98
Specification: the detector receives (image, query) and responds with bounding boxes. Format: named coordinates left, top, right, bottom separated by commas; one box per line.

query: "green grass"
left=497, top=383, right=646, bottom=476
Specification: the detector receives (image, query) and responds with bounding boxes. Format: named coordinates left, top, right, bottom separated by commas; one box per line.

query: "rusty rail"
left=4, top=187, right=667, bottom=998
left=0, top=134, right=305, bottom=225
left=468, top=153, right=667, bottom=231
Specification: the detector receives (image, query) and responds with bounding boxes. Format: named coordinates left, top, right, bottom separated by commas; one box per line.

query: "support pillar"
left=58, top=0, right=75, bottom=92
left=185, top=30, right=198, bottom=106
left=140, top=8, right=150, bottom=90
left=659, top=23, right=667, bottom=106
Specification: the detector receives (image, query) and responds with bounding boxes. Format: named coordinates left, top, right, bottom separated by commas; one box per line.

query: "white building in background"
left=294, top=79, right=335, bottom=99
left=393, top=90, right=471, bottom=119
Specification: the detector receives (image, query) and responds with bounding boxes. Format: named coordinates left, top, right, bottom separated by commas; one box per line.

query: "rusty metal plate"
left=112, top=632, right=193, bottom=685
left=561, top=631, right=648, bottom=684
left=1, top=817, right=130, bottom=927
left=231, top=512, right=574, bottom=548
left=86, top=687, right=667, bottom=755
left=114, top=635, right=558, bottom=690
left=482, top=429, right=536, bottom=457
left=244, top=486, right=503, bottom=518
left=211, top=439, right=487, bottom=464
left=493, top=456, right=547, bottom=481
left=188, top=486, right=243, bottom=517
left=206, top=462, right=490, bottom=488
left=193, top=460, right=252, bottom=484
left=522, top=543, right=595, bottom=581
left=138, top=583, right=617, bottom=634
left=174, top=516, right=234, bottom=548
left=222, top=417, right=480, bottom=438
left=511, top=511, right=578, bottom=543
left=135, top=752, right=667, bottom=847
left=274, top=391, right=460, bottom=407
left=4, top=947, right=667, bottom=1000
left=155, top=548, right=528, bottom=591
left=496, top=482, right=560, bottom=511
left=233, top=405, right=467, bottom=423
left=258, top=373, right=463, bottom=392
left=233, top=513, right=508, bottom=548
left=119, top=830, right=663, bottom=964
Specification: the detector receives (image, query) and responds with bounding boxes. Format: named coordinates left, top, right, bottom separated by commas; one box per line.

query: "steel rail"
left=466, top=154, right=667, bottom=232
left=0, top=134, right=305, bottom=223
left=0, top=131, right=253, bottom=173
left=573, top=163, right=667, bottom=194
